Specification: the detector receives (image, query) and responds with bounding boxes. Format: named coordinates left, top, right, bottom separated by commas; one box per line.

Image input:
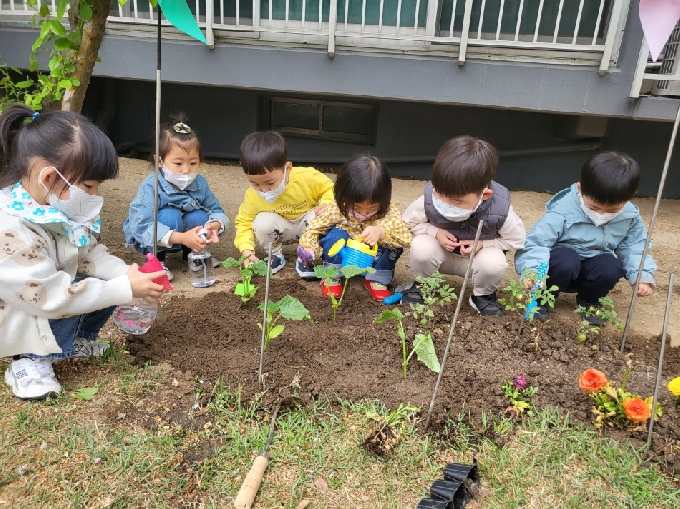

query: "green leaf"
left=95, top=56, right=102, bottom=63
left=221, top=257, right=242, bottom=268
left=15, top=80, right=33, bottom=89
left=68, top=31, right=81, bottom=42
left=374, top=308, right=404, bottom=324
left=75, top=387, right=99, bottom=400
left=340, top=265, right=375, bottom=279
left=39, top=3, right=50, bottom=17
left=278, top=295, right=311, bottom=321
left=413, top=332, right=440, bottom=374
left=49, top=20, right=67, bottom=37
left=78, top=2, right=93, bottom=21
left=58, top=79, right=72, bottom=89
left=63, top=63, right=76, bottom=73
left=314, top=266, right=338, bottom=280
left=54, top=37, right=70, bottom=51
left=56, top=0, right=69, bottom=19
left=249, top=260, right=270, bottom=277
left=268, top=324, right=285, bottom=339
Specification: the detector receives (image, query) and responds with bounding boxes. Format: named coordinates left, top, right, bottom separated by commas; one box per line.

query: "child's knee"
left=184, top=209, right=209, bottom=229
left=409, top=235, right=441, bottom=263
left=475, top=248, right=508, bottom=278
left=549, top=247, right=581, bottom=275
left=157, top=207, right=183, bottom=230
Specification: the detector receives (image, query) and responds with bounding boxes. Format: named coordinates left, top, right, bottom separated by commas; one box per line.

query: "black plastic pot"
left=415, top=498, right=449, bottom=509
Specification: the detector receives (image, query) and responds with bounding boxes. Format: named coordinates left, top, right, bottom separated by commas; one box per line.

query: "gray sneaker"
left=72, top=337, right=110, bottom=360
left=5, top=358, right=61, bottom=399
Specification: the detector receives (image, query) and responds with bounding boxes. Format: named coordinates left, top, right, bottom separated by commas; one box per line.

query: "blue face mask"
left=432, top=192, right=484, bottom=222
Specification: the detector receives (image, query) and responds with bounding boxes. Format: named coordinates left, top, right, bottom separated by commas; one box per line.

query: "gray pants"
left=252, top=209, right=316, bottom=256
left=409, top=234, right=508, bottom=296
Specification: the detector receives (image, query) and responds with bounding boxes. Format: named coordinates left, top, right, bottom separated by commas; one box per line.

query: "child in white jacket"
left=0, top=105, right=167, bottom=400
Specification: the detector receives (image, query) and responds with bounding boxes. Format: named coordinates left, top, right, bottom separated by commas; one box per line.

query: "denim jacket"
left=123, top=171, right=229, bottom=249
left=515, top=184, right=656, bottom=287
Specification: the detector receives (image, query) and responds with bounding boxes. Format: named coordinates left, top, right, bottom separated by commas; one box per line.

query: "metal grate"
left=657, top=20, right=680, bottom=90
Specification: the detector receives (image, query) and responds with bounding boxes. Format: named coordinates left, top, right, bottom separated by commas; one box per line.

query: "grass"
left=0, top=348, right=678, bottom=508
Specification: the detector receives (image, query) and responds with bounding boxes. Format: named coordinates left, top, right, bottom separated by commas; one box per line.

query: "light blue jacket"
left=515, top=184, right=656, bottom=287
left=123, top=172, right=229, bottom=249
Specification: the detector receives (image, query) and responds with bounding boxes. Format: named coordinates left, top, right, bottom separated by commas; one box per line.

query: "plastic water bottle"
left=188, top=228, right=215, bottom=288
left=113, top=253, right=173, bottom=334
left=112, top=298, right=158, bottom=335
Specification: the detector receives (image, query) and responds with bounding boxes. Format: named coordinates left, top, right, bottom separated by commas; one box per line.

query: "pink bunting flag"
left=639, top=0, right=680, bottom=61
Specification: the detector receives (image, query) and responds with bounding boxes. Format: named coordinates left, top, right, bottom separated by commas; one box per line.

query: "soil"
left=125, top=272, right=680, bottom=471
left=93, top=158, right=680, bottom=473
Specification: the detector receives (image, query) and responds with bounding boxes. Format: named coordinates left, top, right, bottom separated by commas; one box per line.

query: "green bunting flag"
left=157, top=0, right=207, bottom=44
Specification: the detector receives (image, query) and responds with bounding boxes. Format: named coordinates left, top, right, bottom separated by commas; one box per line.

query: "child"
left=234, top=131, right=334, bottom=276
left=123, top=114, right=228, bottom=281
left=299, top=155, right=412, bottom=301
left=403, top=136, right=526, bottom=316
left=0, top=105, right=167, bottom=400
left=515, top=152, right=655, bottom=323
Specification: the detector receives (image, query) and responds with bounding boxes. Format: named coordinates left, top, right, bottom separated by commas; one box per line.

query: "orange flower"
left=622, top=398, right=651, bottom=423
left=579, top=369, right=608, bottom=394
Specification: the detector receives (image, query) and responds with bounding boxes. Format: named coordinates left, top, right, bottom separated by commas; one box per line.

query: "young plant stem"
left=404, top=335, right=427, bottom=379
left=621, top=364, right=631, bottom=393
left=397, top=321, right=407, bottom=379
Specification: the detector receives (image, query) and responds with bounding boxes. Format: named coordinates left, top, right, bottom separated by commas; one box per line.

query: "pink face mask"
left=352, top=209, right=378, bottom=221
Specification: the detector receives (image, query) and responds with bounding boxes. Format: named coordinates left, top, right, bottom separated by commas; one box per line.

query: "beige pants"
left=409, top=234, right=508, bottom=296
left=252, top=209, right=316, bottom=256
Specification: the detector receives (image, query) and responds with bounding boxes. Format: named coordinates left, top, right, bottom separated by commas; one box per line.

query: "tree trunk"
left=62, top=0, right=112, bottom=113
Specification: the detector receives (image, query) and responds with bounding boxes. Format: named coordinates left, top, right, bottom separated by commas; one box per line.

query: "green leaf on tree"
left=56, top=0, right=69, bottom=19
left=58, top=79, right=72, bottom=89
left=49, top=20, right=67, bottom=37
left=39, top=4, right=50, bottom=17
left=78, top=3, right=93, bottom=21
left=15, top=80, right=33, bottom=89
left=54, top=37, right=71, bottom=50
left=413, top=332, right=440, bottom=374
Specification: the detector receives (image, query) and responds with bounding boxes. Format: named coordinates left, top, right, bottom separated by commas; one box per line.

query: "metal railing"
left=630, top=22, right=680, bottom=98
left=0, top=0, right=629, bottom=70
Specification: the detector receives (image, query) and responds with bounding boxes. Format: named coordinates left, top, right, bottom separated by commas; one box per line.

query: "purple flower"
left=513, top=373, right=527, bottom=390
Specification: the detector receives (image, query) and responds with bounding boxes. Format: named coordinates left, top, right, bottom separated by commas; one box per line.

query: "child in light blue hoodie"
left=515, top=152, right=655, bottom=323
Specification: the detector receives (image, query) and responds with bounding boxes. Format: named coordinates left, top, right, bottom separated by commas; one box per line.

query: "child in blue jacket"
left=515, top=152, right=656, bottom=323
left=123, top=114, right=229, bottom=280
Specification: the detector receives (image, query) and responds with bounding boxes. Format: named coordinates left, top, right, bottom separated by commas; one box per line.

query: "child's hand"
left=204, top=222, right=221, bottom=244
left=182, top=226, right=208, bottom=252
left=314, top=204, right=328, bottom=216
left=359, top=226, right=385, bottom=246
left=459, top=240, right=482, bottom=258
left=636, top=282, right=653, bottom=297
left=297, top=246, right=316, bottom=263
left=126, top=264, right=167, bottom=303
left=241, top=250, right=260, bottom=267
left=523, top=279, right=534, bottom=290
left=435, top=230, right=460, bottom=252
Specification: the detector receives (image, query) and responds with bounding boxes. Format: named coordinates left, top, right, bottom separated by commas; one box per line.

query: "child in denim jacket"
left=515, top=152, right=656, bottom=323
left=123, top=114, right=229, bottom=280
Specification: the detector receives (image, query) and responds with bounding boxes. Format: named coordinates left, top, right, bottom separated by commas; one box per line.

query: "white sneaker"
left=160, top=261, right=174, bottom=281
left=72, top=337, right=110, bottom=360
left=5, top=358, right=61, bottom=399
left=211, top=256, right=221, bottom=268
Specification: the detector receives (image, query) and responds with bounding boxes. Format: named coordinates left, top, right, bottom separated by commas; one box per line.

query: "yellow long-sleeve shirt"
left=234, top=166, right=334, bottom=253
left=299, top=201, right=412, bottom=257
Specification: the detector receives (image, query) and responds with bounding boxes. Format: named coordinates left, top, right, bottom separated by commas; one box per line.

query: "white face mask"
left=432, top=192, right=484, bottom=222
left=40, top=167, right=103, bottom=223
left=255, top=167, right=287, bottom=204
left=579, top=194, right=623, bottom=226
left=162, top=165, right=198, bottom=190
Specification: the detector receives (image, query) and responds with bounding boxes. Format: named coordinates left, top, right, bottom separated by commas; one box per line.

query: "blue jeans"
left=134, top=207, right=209, bottom=256
left=30, top=305, right=116, bottom=361
left=548, top=248, right=626, bottom=303
left=319, top=227, right=402, bottom=285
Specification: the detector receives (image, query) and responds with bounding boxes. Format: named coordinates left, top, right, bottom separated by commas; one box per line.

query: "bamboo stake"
left=259, top=242, right=273, bottom=385
left=621, top=104, right=680, bottom=352
left=646, top=273, right=674, bottom=454
left=425, top=221, right=484, bottom=430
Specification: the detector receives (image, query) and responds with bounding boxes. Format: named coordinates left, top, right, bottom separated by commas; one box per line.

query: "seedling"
left=222, top=256, right=270, bottom=304
left=408, top=272, right=457, bottom=328
left=257, top=295, right=311, bottom=350
left=499, top=268, right=558, bottom=335
left=374, top=309, right=441, bottom=379
left=501, top=373, right=538, bottom=415
left=575, top=296, right=624, bottom=348
left=314, top=265, right=375, bottom=321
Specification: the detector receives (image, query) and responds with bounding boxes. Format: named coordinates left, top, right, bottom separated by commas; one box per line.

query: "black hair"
left=0, top=104, right=118, bottom=188
left=432, top=135, right=498, bottom=197
left=239, top=131, right=288, bottom=175
left=156, top=112, right=203, bottom=162
left=334, top=155, right=392, bottom=219
left=580, top=152, right=640, bottom=205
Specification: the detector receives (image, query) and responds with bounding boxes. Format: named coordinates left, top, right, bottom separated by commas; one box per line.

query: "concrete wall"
left=90, top=77, right=680, bottom=198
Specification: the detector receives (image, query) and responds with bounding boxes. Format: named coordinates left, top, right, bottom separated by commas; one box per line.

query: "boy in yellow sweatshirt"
left=234, top=131, right=334, bottom=277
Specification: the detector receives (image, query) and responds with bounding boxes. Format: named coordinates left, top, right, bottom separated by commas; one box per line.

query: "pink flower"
left=513, top=373, right=527, bottom=390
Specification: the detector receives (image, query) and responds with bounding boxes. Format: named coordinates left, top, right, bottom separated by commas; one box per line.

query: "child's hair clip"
left=173, top=122, right=192, bottom=134
left=31, top=111, right=39, bottom=120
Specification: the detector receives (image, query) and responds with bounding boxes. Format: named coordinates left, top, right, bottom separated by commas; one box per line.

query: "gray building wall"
left=93, top=77, right=680, bottom=198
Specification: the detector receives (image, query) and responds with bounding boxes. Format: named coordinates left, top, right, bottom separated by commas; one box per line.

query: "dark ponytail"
left=0, top=104, right=118, bottom=188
